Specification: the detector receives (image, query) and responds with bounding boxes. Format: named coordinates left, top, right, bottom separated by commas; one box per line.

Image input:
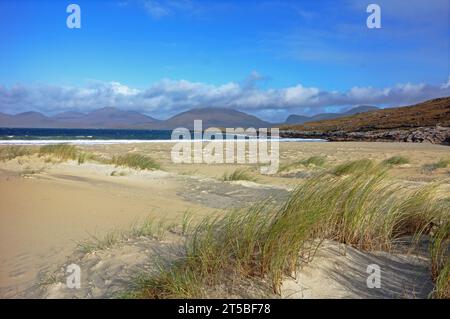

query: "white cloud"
left=1, top=77, right=449, bottom=122
left=143, top=0, right=171, bottom=19
left=442, top=76, right=450, bottom=89
left=282, top=85, right=320, bottom=105
left=109, top=81, right=140, bottom=95
left=140, top=0, right=200, bottom=19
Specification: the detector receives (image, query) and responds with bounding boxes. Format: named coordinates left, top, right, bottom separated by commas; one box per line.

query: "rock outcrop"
left=280, top=126, right=450, bottom=145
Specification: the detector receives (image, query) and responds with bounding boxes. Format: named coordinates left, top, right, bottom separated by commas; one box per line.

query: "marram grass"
left=221, top=168, right=257, bottom=182
left=432, top=260, right=449, bottom=299
left=382, top=156, right=409, bottom=166
left=423, top=158, right=450, bottom=172
left=38, top=144, right=106, bottom=166
left=76, top=216, right=174, bottom=254
left=0, top=146, right=33, bottom=161
left=429, top=219, right=449, bottom=298
left=278, top=155, right=326, bottom=172
left=111, top=153, right=160, bottom=170
left=39, top=144, right=78, bottom=160
left=332, top=158, right=375, bottom=176
left=126, top=161, right=449, bottom=298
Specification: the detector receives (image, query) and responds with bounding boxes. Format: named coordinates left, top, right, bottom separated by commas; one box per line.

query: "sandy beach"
left=0, top=141, right=449, bottom=298
left=2, top=0, right=450, bottom=305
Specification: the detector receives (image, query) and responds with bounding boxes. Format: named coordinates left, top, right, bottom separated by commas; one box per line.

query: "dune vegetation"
left=111, top=153, right=160, bottom=170
left=382, top=156, right=410, bottom=166
left=423, top=158, right=450, bottom=172
left=37, top=144, right=160, bottom=170
left=122, top=160, right=449, bottom=299
left=0, top=145, right=162, bottom=171
left=38, top=144, right=104, bottom=165
left=221, top=168, right=257, bottom=182
left=39, top=144, right=78, bottom=160
left=331, top=158, right=375, bottom=176
left=77, top=217, right=175, bottom=254
left=0, top=146, right=33, bottom=161
left=278, top=155, right=327, bottom=173
left=429, top=218, right=450, bottom=298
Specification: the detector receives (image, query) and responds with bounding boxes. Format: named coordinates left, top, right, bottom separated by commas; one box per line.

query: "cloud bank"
left=1, top=76, right=449, bottom=122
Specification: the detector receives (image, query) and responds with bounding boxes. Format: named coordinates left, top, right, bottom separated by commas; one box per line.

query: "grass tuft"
left=432, top=260, right=449, bottom=299
left=382, top=156, right=409, bottom=166
left=110, top=170, right=127, bottom=177
left=221, top=168, right=257, bottom=182
left=38, top=144, right=99, bottom=165
left=77, top=217, right=171, bottom=254
left=423, top=158, right=450, bottom=172
left=300, top=155, right=327, bottom=167
left=278, top=155, right=326, bottom=172
left=429, top=218, right=449, bottom=299
left=130, top=217, right=172, bottom=240
left=0, top=146, right=32, bottom=161
left=39, top=144, right=78, bottom=161
left=111, top=153, right=160, bottom=170
left=181, top=211, right=194, bottom=236
left=332, top=159, right=376, bottom=176
left=77, top=151, right=95, bottom=165
left=77, top=231, right=122, bottom=254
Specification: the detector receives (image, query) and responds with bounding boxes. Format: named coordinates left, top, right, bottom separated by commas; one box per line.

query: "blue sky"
left=0, top=0, right=449, bottom=121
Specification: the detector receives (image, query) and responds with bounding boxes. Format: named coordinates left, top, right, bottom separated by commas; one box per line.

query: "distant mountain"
left=52, top=111, right=85, bottom=120
left=15, top=111, right=49, bottom=121
left=284, top=115, right=310, bottom=125
left=64, top=107, right=159, bottom=128
left=0, top=107, right=269, bottom=129
left=285, top=105, right=379, bottom=125
left=0, top=112, right=11, bottom=121
left=0, top=107, right=160, bottom=129
left=143, top=107, right=270, bottom=129
left=52, top=107, right=159, bottom=127
left=2, top=111, right=58, bottom=128
left=7, top=103, right=441, bottom=131
left=343, top=105, right=379, bottom=115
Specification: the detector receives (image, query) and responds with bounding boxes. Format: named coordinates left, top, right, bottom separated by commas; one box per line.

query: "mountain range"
left=284, top=105, right=379, bottom=125
left=0, top=105, right=379, bottom=129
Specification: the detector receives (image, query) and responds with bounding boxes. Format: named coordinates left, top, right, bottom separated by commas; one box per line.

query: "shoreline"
left=0, top=138, right=327, bottom=145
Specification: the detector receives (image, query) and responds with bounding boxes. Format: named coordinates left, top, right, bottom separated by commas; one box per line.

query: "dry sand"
left=281, top=240, right=433, bottom=299
left=0, top=141, right=448, bottom=298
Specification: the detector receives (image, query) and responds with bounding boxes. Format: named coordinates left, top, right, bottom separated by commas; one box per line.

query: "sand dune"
left=0, top=142, right=449, bottom=298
